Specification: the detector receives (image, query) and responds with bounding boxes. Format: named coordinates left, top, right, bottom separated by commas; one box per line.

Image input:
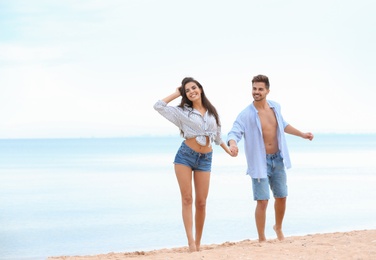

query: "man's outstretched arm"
left=284, top=125, right=314, bottom=141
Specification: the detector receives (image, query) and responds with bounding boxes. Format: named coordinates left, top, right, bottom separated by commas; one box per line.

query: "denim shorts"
left=252, top=151, right=288, bottom=200
left=174, top=142, right=213, bottom=172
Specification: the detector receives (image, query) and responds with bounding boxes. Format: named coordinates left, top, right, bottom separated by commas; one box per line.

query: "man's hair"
left=252, top=74, right=270, bottom=89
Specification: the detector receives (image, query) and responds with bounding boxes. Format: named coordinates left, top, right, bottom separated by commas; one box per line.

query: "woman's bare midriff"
left=185, top=137, right=212, bottom=153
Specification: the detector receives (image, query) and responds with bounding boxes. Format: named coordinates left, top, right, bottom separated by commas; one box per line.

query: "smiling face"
left=252, top=82, right=270, bottom=102
left=184, top=81, right=202, bottom=102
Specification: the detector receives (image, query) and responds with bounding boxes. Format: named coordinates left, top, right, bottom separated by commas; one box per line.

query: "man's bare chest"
left=258, top=109, right=277, bottom=128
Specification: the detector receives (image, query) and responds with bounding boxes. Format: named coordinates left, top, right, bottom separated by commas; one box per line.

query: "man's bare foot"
left=196, top=244, right=200, bottom=251
left=188, top=242, right=197, bottom=252
left=273, top=225, right=285, bottom=240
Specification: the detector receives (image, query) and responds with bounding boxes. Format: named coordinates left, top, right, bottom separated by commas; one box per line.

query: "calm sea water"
left=0, top=134, right=376, bottom=260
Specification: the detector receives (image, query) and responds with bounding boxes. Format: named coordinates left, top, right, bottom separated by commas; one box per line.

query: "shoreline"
left=48, top=229, right=376, bottom=259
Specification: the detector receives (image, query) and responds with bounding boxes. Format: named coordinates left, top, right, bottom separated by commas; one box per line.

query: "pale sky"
left=1, top=0, right=375, bottom=139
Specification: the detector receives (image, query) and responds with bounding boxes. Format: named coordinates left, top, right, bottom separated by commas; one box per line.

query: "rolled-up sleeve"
left=227, top=113, right=245, bottom=144
left=214, top=126, right=223, bottom=145
left=153, top=100, right=182, bottom=129
left=282, top=116, right=289, bottom=129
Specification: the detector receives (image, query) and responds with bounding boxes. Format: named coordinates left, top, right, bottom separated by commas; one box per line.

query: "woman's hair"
left=178, top=77, right=221, bottom=127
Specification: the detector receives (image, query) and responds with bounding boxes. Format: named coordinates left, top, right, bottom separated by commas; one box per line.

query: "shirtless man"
left=227, top=74, right=313, bottom=242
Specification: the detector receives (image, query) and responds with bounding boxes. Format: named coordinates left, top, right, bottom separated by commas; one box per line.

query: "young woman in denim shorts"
left=154, top=77, right=233, bottom=252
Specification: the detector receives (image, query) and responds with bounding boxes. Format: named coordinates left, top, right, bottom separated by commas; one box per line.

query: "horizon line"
left=1, top=132, right=376, bottom=140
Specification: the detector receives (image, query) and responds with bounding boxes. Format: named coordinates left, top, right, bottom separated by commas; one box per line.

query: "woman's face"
left=184, top=81, right=202, bottom=102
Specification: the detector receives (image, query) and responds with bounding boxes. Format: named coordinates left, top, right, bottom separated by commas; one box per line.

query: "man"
left=227, top=74, right=314, bottom=242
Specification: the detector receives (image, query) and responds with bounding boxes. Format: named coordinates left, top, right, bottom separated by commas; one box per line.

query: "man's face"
left=252, top=82, right=269, bottom=101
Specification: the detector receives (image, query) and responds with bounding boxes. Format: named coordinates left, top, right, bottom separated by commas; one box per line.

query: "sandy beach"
left=49, top=229, right=376, bottom=259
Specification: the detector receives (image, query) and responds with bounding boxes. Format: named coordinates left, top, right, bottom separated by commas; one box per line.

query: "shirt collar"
left=184, top=104, right=207, bottom=116
left=251, top=100, right=275, bottom=111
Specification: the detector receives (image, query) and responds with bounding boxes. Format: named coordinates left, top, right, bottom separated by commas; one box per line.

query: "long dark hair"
left=178, top=77, right=221, bottom=127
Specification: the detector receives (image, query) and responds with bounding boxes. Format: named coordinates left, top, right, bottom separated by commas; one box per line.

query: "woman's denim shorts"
left=174, top=142, right=213, bottom=172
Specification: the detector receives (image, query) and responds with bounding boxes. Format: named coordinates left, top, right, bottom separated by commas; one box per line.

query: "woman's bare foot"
left=188, top=242, right=197, bottom=252
left=273, top=225, right=285, bottom=240
left=258, top=238, right=267, bottom=243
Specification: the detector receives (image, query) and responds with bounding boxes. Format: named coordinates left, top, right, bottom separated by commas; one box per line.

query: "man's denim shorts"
left=174, top=142, right=213, bottom=172
left=252, top=151, right=288, bottom=200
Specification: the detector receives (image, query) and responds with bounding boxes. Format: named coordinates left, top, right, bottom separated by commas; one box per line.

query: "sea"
left=0, top=134, right=376, bottom=260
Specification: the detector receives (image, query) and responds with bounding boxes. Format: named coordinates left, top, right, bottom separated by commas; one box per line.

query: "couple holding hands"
left=153, top=74, right=314, bottom=252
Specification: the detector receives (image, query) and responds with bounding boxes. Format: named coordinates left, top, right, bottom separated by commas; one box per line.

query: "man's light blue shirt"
left=227, top=100, right=291, bottom=179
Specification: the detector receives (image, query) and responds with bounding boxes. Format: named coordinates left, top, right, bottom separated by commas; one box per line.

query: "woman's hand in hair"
left=176, top=86, right=182, bottom=96
left=161, top=86, right=182, bottom=104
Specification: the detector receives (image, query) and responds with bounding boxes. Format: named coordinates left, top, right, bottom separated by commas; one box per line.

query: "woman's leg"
left=193, top=170, right=211, bottom=251
left=174, top=164, right=196, bottom=251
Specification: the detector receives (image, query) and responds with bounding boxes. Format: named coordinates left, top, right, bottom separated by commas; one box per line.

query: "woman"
left=153, top=77, right=233, bottom=252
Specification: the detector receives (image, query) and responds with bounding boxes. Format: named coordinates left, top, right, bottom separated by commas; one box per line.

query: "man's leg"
left=255, top=200, right=268, bottom=242
left=273, top=197, right=286, bottom=240
left=270, top=152, right=287, bottom=241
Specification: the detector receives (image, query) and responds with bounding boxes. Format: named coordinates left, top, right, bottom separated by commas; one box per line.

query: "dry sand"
left=49, top=229, right=376, bottom=260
